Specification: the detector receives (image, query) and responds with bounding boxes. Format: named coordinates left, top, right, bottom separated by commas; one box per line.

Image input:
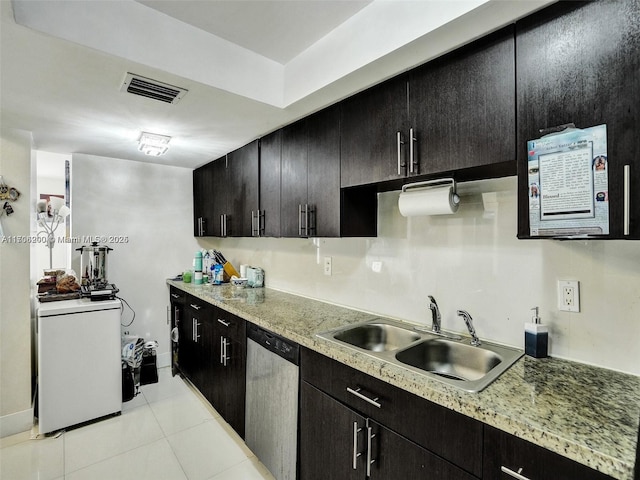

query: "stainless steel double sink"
left=317, top=318, right=523, bottom=392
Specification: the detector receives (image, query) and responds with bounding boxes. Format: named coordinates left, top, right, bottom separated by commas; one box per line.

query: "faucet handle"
left=457, top=310, right=481, bottom=346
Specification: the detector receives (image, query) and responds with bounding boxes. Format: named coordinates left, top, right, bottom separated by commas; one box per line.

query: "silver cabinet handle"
left=346, top=387, right=381, bottom=408
left=189, top=304, right=201, bottom=310
left=397, top=131, right=405, bottom=176
left=194, top=321, right=200, bottom=342
left=217, top=318, right=231, bottom=327
left=221, top=337, right=229, bottom=366
left=171, top=293, right=179, bottom=299
left=352, top=422, right=362, bottom=470
left=298, top=204, right=304, bottom=236
left=624, top=164, right=630, bottom=236
left=409, top=127, right=417, bottom=174
left=366, top=426, right=376, bottom=477
left=307, top=204, right=316, bottom=236
left=251, top=211, right=256, bottom=237
left=174, top=306, right=180, bottom=324
left=220, top=214, right=228, bottom=237
left=299, top=204, right=312, bottom=237
left=501, top=466, right=530, bottom=480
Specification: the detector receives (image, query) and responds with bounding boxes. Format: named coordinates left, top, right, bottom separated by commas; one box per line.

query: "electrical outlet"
left=558, top=280, right=580, bottom=312
left=324, top=256, right=332, bottom=276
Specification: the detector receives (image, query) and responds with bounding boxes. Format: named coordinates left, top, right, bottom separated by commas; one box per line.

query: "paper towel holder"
left=402, top=178, right=460, bottom=202
left=399, top=178, right=460, bottom=216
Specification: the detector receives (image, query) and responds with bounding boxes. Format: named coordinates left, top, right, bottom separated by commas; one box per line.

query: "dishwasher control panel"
left=247, top=324, right=300, bottom=365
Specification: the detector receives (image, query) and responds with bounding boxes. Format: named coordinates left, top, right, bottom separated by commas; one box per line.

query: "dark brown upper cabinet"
left=193, top=140, right=259, bottom=238
left=227, top=139, right=259, bottom=237
left=340, top=76, right=409, bottom=188
left=341, top=26, right=516, bottom=189
left=281, top=105, right=341, bottom=237
left=193, top=157, right=221, bottom=237
left=258, top=130, right=282, bottom=237
left=516, top=0, right=640, bottom=239
left=409, top=26, right=516, bottom=177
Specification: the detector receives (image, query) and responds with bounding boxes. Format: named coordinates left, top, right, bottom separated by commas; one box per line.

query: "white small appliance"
left=37, top=298, right=122, bottom=434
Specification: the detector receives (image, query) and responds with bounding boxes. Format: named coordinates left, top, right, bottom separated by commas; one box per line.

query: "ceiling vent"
left=121, top=73, right=188, bottom=104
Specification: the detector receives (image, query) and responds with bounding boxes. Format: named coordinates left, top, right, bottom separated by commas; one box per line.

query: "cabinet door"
left=179, top=305, right=197, bottom=381
left=227, top=140, right=259, bottom=237
left=307, top=105, right=341, bottom=237
left=369, top=419, right=477, bottom=480
left=516, top=0, right=640, bottom=239
left=212, top=309, right=246, bottom=437
left=193, top=162, right=216, bottom=236
left=410, top=26, right=516, bottom=176
left=301, top=347, right=483, bottom=477
left=300, top=381, right=365, bottom=480
left=209, top=157, right=228, bottom=237
left=483, top=425, right=615, bottom=480
left=259, top=130, right=282, bottom=237
left=340, top=76, right=408, bottom=187
left=281, top=118, right=309, bottom=237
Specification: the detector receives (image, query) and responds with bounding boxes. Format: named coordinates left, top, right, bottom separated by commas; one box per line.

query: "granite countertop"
left=168, top=280, right=640, bottom=480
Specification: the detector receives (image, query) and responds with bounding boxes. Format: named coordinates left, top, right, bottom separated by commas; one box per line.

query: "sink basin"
left=317, top=318, right=523, bottom=392
left=395, top=338, right=502, bottom=381
left=333, top=322, right=421, bottom=352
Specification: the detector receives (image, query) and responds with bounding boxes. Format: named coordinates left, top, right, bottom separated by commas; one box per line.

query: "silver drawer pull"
left=501, top=466, right=530, bottom=480
left=171, top=293, right=179, bottom=299
left=217, top=318, right=231, bottom=327
left=189, top=304, right=201, bottom=310
left=346, top=387, right=381, bottom=408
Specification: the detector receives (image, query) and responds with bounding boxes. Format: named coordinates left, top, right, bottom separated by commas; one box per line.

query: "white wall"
left=199, top=177, right=640, bottom=376
left=0, top=128, right=34, bottom=437
left=71, top=154, right=198, bottom=368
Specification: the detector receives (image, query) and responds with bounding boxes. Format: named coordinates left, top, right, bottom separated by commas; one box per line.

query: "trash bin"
left=140, top=341, right=158, bottom=385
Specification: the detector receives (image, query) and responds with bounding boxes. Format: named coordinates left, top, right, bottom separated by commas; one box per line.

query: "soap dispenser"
left=525, top=307, right=548, bottom=358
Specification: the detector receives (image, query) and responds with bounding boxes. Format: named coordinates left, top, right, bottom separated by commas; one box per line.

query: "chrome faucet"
left=428, top=296, right=441, bottom=333
left=457, top=310, right=481, bottom=346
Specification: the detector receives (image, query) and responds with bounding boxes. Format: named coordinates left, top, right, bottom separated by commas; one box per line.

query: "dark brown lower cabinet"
left=210, top=309, right=246, bottom=437
left=300, top=381, right=476, bottom=480
left=300, top=347, right=482, bottom=480
left=483, top=425, right=615, bottom=480
left=174, top=292, right=246, bottom=438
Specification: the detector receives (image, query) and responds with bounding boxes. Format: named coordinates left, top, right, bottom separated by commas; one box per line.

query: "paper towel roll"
left=398, top=185, right=460, bottom=217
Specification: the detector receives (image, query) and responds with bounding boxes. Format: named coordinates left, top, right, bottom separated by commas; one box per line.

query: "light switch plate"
left=323, top=257, right=332, bottom=276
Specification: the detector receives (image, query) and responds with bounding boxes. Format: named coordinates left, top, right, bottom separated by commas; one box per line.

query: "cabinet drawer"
left=169, top=287, right=185, bottom=305
left=214, top=308, right=245, bottom=342
left=483, top=425, right=615, bottom=480
left=301, top=347, right=482, bottom=477
left=185, top=294, right=212, bottom=315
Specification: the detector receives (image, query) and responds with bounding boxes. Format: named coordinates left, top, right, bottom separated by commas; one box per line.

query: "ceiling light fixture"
left=138, top=132, right=171, bottom=156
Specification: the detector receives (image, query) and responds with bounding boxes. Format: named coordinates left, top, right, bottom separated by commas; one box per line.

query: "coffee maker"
left=76, top=242, right=119, bottom=300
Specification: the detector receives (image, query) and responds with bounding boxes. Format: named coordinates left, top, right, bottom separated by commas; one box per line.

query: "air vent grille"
left=121, top=73, right=188, bottom=104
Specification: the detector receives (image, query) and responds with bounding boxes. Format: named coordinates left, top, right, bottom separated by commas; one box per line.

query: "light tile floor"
left=0, top=367, right=275, bottom=480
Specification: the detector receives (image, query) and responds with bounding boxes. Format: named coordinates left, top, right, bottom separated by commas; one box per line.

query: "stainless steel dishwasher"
left=245, top=324, right=300, bottom=480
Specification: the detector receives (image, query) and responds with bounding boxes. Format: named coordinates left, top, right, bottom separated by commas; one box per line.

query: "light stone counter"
left=168, top=280, right=640, bottom=480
